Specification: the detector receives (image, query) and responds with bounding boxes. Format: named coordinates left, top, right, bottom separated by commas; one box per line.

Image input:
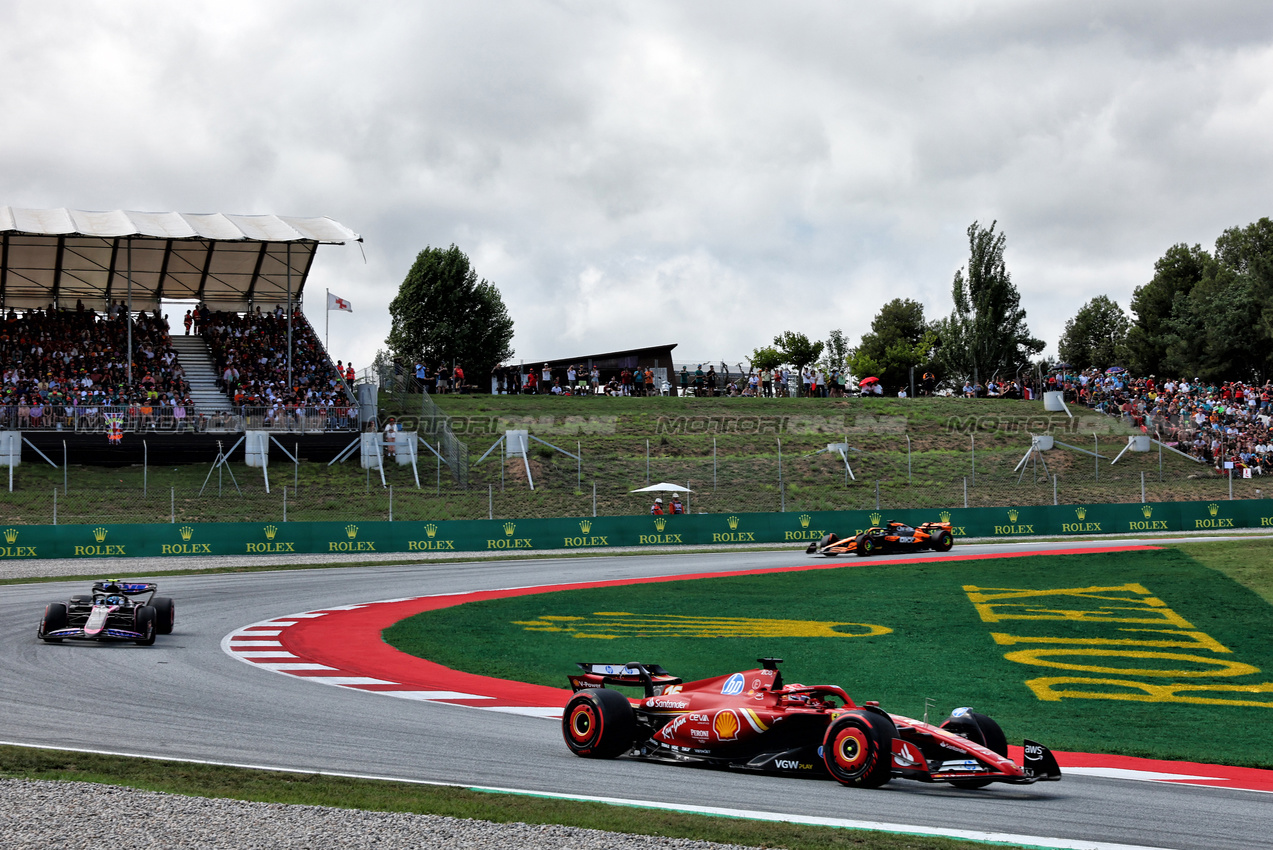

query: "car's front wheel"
left=823, top=710, right=895, bottom=788
left=133, top=606, right=157, bottom=646
left=562, top=689, right=636, bottom=758
left=38, top=602, right=69, bottom=642
left=856, top=534, right=876, bottom=557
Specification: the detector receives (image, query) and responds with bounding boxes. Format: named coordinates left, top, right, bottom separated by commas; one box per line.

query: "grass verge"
left=0, top=745, right=1023, bottom=850
left=387, top=546, right=1273, bottom=767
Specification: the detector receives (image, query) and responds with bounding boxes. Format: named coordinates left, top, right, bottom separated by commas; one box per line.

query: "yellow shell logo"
left=424, top=523, right=438, bottom=538
left=179, top=526, right=194, bottom=541
left=3, top=528, right=17, bottom=544
left=1075, top=507, right=1087, bottom=520
left=653, top=516, right=667, bottom=532
left=579, top=520, right=592, bottom=534
left=1141, top=505, right=1153, bottom=518
left=939, top=511, right=951, bottom=523
left=869, top=512, right=882, bottom=526
left=264, top=525, right=278, bottom=540
left=727, top=515, right=740, bottom=530
left=714, top=710, right=740, bottom=741
left=345, top=524, right=359, bottom=539
left=798, top=514, right=811, bottom=528
left=503, top=522, right=516, bottom=536
left=92, top=527, right=108, bottom=543
left=1208, top=503, right=1219, bottom=518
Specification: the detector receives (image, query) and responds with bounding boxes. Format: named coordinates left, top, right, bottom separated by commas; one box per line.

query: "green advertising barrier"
left=1, top=498, right=1271, bottom=562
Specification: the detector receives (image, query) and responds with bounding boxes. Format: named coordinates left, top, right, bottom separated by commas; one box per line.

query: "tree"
left=1057, top=296, right=1129, bottom=371
left=1163, top=258, right=1270, bottom=382
left=386, top=245, right=515, bottom=383
left=748, top=345, right=784, bottom=374
left=1123, top=243, right=1208, bottom=376
left=846, top=299, right=936, bottom=392
left=773, top=331, right=824, bottom=393
left=820, top=329, right=852, bottom=374
left=934, top=221, right=1043, bottom=384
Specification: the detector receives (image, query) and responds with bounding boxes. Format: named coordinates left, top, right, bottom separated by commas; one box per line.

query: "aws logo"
left=513, top=612, right=892, bottom=639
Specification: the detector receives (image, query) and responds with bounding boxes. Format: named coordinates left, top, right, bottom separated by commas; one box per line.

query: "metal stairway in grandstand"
left=169, top=335, right=234, bottom=413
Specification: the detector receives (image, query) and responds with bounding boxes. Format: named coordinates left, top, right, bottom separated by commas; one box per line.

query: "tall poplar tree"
left=934, top=221, right=1043, bottom=383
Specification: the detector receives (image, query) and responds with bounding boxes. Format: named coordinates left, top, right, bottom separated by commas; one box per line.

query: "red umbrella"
left=859, top=376, right=880, bottom=386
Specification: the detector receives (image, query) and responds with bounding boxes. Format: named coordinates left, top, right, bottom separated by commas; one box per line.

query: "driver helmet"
left=105, top=595, right=125, bottom=606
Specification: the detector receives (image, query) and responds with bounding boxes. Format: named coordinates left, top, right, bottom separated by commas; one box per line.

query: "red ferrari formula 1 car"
left=562, top=658, right=1060, bottom=790
left=805, top=520, right=954, bottom=557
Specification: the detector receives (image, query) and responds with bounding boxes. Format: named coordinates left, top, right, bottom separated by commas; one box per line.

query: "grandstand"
left=0, top=207, right=363, bottom=465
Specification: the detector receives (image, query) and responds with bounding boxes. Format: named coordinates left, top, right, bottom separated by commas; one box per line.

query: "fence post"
left=1141, top=471, right=1145, bottom=504
left=389, top=484, right=394, bottom=522
left=592, top=481, right=596, bottom=518
left=646, top=439, right=650, bottom=485
left=777, top=438, right=783, bottom=511
left=1229, top=468, right=1233, bottom=501
left=171, top=487, right=175, bottom=524
left=489, top=483, right=494, bottom=520
left=283, top=486, right=288, bottom=523
left=713, top=437, right=717, bottom=491
left=53, top=488, right=57, bottom=525
left=963, top=476, right=968, bottom=508
left=1053, top=474, right=1058, bottom=506
left=970, top=435, right=975, bottom=485
left=1094, top=433, right=1099, bottom=482
left=907, top=435, right=911, bottom=484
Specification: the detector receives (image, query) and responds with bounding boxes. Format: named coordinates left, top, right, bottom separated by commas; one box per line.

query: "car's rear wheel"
left=930, top=531, right=953, bottom=553
left=562, top=689, right=636, bottom=758
left=823, top=710, right=894, bottom=788
left=151, top=596, right=175, bottom=635
left=133, top=605, right=157, bottom=646
left=940, top=709, right=1008, bottom=788
left=856, top=534, right=876, bottom=557
left=39, top=602, right=69, bottom=642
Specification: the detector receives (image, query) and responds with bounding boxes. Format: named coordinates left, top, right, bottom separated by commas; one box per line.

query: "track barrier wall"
left=0, top=498, right=1269, bottom=561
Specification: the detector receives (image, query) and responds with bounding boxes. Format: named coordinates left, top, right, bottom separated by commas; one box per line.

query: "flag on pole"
left=327, top=292, right=353, bottom=312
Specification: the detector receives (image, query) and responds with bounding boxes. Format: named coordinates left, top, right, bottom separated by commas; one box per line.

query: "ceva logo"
left=721, top=673, right=745, bottom=695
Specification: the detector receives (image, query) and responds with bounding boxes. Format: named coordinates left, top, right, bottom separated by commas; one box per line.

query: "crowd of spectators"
left=197, top=304, right=354, bottom=427
left=1049, top=369, right=1273, bottom=475
left=0, top=301, right=192, bottom=430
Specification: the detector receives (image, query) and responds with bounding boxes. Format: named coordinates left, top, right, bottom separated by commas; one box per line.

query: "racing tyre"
left=562, top=688, right=636, bottom=759
left=930, top=531, right=953, bottom=553
left=39, top=602, right=69, bottom=642
left=940, top=709, right=1008, bottom=789
left=855, top=534, right=876, bottom=557
left=822, top=710, right=895, bottom=788
left=151, top=596, right=176, bottom=635
left=133, top=605, right=157, bottom=646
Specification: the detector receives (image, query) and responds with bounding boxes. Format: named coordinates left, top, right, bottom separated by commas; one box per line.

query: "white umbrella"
left=629, top=482, right=694, bottom=493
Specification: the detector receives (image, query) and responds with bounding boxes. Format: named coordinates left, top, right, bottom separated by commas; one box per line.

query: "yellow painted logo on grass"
left=513, top=612, right=892, bottom=639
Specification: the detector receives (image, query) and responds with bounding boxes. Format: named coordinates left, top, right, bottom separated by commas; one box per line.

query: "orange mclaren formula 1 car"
left=805, top=520, right=954, bottom=557
left=562, top=658, right=1061, bottom=789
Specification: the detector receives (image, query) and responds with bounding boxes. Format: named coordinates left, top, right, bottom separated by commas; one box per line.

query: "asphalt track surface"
left=3, top=539, right=1270, bottom=850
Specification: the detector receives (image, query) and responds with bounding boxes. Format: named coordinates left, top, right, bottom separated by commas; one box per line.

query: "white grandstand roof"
left=0, top=207, right=361, bottom=312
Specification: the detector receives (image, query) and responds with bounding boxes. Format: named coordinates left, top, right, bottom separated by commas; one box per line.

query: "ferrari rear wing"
left=568, top=661, right=682, bottom=697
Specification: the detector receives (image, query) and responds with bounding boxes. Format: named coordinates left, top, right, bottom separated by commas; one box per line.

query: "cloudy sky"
left=4, top=1, right=1273, bottom=372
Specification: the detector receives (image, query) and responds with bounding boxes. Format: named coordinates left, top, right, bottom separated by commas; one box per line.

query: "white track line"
left=0, top=741, right=1173, bottom=850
